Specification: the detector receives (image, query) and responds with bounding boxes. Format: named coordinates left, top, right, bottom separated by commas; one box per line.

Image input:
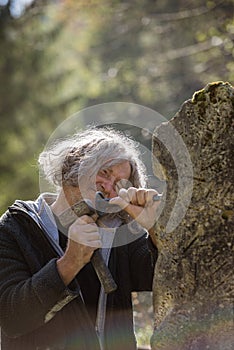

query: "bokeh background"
left=0, top=0, right=233, bottom=347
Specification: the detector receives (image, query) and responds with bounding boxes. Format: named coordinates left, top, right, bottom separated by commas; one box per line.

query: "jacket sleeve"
left=128, top=232, right=158, bottom=291
left=0, top=212, right=80, bottom=337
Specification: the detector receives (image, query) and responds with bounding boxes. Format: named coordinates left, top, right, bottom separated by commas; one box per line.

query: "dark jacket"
left=0, top=198, right=157, bottom=350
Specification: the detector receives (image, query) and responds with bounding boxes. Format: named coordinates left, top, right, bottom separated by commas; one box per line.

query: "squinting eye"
left=99, top=169, right=109, bottom=178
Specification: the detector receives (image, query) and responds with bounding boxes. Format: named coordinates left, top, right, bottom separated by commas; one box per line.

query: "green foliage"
left=0, top=2, right=77, bottom=212
left=132, top=291, right=154, bottom=347
left=57, top=0, right=233, bottom=117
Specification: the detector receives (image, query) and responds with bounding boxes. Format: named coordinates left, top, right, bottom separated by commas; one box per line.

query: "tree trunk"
left=151, top=81, right=233, bottom=350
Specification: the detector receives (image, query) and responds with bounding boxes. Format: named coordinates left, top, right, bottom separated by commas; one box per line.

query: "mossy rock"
left=151, top=81, right=234, bottom=350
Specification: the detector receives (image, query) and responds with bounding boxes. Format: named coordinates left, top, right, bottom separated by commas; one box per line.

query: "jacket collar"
left=13, top=193, right=60, bottom=246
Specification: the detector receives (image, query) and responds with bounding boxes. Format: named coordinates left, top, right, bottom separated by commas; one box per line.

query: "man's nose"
left=101, top=178, right=117, bottom=198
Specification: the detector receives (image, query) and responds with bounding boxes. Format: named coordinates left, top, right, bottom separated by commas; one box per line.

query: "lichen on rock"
left=151, top=81, right=234, bottom=350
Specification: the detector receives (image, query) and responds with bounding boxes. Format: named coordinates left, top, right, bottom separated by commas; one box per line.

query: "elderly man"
left=0, top=127, right=160, bottom=350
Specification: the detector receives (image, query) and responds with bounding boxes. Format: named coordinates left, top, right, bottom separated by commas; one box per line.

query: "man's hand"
left=109, top=187, right=161, bottom=231
left=57, top=215, right=101, bottom=286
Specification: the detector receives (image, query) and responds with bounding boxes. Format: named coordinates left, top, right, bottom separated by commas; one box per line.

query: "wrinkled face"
left=96, top=160, right=132, bottom=199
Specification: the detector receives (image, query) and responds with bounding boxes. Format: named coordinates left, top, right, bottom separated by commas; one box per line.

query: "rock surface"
left=151, top=82, right=234, bottom=350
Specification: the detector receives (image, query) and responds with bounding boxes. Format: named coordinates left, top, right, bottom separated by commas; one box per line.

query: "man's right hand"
left=56, top=215, right=101, bottom=286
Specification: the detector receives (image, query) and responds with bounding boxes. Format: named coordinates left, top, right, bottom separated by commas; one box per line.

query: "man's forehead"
left=100, top=158, right=129, bottom=168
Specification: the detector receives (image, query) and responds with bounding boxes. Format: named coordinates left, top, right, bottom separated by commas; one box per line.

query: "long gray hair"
left=38, top=126, right=147, bottom=193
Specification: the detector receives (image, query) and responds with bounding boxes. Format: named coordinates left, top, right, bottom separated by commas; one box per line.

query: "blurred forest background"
left=0, top=0, right=233, bottom=347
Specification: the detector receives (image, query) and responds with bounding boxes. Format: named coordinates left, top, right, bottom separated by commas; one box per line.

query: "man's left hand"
left=109, top=187, right=161, bottom=231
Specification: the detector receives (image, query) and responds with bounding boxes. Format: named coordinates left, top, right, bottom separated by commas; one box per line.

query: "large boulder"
left=151, top=82, right=233, bottom=350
